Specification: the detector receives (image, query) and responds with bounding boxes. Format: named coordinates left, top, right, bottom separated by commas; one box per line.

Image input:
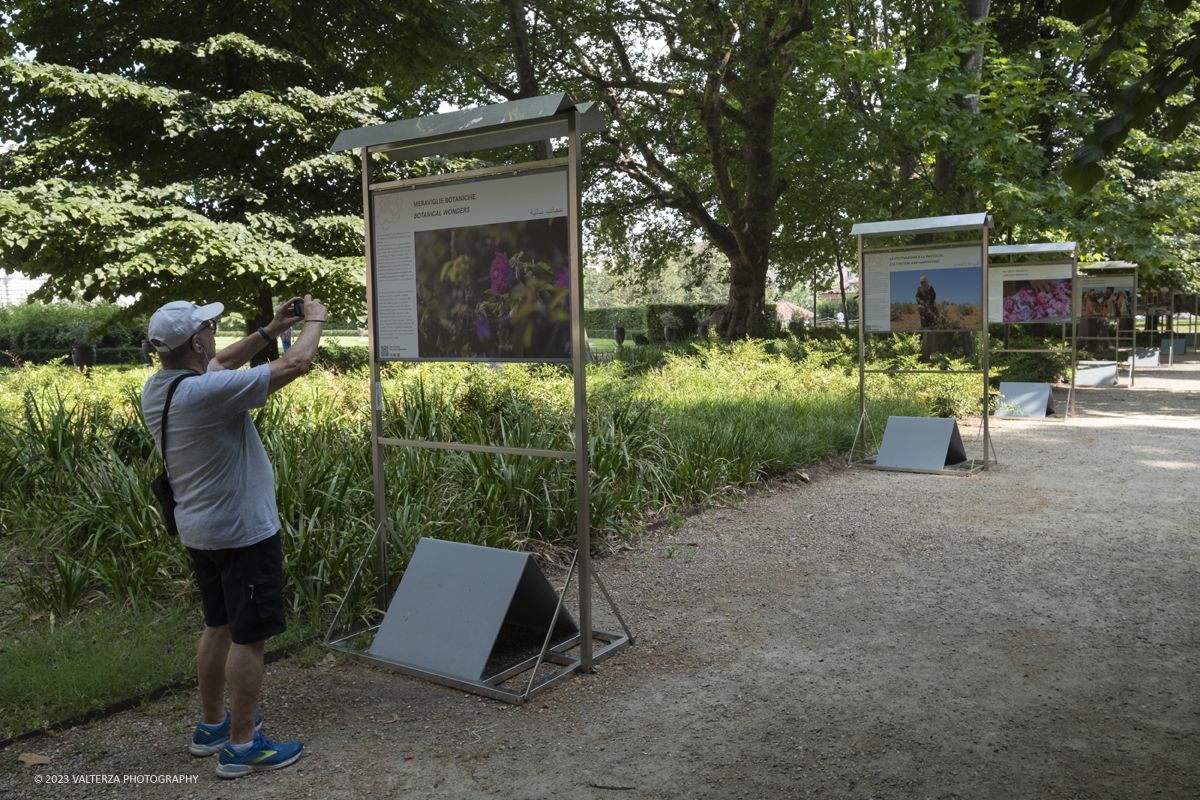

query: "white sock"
left=228, top=739, right=254, bottom=753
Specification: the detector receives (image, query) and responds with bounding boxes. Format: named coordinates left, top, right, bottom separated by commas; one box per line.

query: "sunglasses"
left=195, top=319, right=219, bottom=335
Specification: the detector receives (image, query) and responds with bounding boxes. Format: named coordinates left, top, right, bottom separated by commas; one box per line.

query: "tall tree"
left=821, top=1, right=1200, bottom=290
left=0, top=0, right=457, bottom=347
left=441, top=0, right=818, bottom=340
left=1, top=35, right=374, bottom=343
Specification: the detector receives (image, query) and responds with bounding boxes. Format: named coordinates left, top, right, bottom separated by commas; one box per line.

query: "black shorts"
left=188, top=532, right=287, bottom=645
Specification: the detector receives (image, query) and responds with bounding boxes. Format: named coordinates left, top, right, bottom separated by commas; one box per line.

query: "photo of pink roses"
left=413, top=218, right=572, bottom=361
left=1001, top=279, right=1072, bottom=323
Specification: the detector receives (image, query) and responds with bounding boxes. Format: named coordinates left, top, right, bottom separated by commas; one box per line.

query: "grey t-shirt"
left=141, top=365, right=277, bottom=550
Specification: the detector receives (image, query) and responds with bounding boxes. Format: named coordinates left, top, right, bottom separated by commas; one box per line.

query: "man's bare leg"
left=197, top=625, right=232, bottom=726
left=227, top=640, right=266, bottom=744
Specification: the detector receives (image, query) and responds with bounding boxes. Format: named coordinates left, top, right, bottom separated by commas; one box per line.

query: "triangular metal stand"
left=324, top=530, right=631, bottom=704
left=850, top=413, right=994, bottom=477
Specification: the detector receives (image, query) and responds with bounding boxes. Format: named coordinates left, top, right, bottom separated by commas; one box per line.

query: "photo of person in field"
left=414, top=218, right=572, bottom=361
left=889, top=268, right=982, bottom=331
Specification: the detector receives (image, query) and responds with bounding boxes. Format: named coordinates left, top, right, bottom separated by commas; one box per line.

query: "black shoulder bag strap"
left=150, top=372, right=196, bottom=536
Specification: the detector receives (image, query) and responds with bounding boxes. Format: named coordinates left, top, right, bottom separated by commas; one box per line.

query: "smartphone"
left=294, top=299, right=304, bottom=317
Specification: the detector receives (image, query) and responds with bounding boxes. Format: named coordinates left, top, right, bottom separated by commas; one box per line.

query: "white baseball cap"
left=147, top=300, right=225, bottom=353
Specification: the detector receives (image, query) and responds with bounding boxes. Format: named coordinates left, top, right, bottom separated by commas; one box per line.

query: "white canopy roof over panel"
left=990, top=242, right=1076, bottom=255
left=850, top=213, right=993, bottom=238
left=1079, top=261, right=1137, bottom=270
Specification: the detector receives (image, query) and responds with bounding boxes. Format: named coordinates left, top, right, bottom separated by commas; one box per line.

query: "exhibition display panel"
left=847, top=213, right=995, bottom=476
left=323, top=95, right=631, bottom=703
left=1140, top=290, right=1186, bottom=366
left=1076, top=261, right=1138, bottom=387
left=987, top=242, right=1078, bottom=421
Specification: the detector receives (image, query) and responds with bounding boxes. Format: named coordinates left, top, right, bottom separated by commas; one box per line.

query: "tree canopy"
left=3, top=0, right=1198, bottom=338
left=1, top=34, right=374, bottom=330
left=1062, top=0, right=1200, bottom=195
left=0, top=0, right=458, bottom=341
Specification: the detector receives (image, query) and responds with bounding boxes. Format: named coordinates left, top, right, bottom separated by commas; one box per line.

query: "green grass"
left=589, top=336, right=617, bottom=353
left=0, top=605, right=198, bottom=739
left=0, top=602, right=327, bottom=740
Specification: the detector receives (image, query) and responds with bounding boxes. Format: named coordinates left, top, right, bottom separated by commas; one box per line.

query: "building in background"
left=0, top=271, right=46, bottom=306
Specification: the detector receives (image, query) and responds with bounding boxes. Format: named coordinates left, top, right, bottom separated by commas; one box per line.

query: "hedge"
left=314, top=342, right=370, bottom=373
left=582, top=306, right=644, bottom=332
left=583, top=303, right=792, bottom=343
left=1, top=347, right=147, bottom=367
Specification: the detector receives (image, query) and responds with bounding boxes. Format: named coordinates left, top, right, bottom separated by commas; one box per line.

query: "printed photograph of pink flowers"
left=413, top=218, right=572, bottom=361
left=1001, top=279, right=1072, bottom=323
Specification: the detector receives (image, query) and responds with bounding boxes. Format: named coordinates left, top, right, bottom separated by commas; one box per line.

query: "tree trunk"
left=924, top=0, right=989, bottom=360
left=708, top=39, right=786, bottom=341
left=505, top=0, right=553, bottom=161
left=933, top=0, right=991, bottom=205
left=710, top=254, right=770, bottom=339
left=835, top=248, right=849, bottom=325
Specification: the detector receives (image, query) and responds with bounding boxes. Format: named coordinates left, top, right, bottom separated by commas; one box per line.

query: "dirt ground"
left=2, top=357, right=1199, bottom=800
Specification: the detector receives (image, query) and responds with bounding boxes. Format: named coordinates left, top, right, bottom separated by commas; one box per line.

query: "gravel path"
left=3, top=357, right=1198, bottom=799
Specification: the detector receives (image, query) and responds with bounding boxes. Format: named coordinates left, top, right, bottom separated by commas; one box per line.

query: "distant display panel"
left=988, top=264, right=1073, bottom=324
left=1076, top=275, right=1134, bottom=319
left=1138, top=290, right=1174, bottom=317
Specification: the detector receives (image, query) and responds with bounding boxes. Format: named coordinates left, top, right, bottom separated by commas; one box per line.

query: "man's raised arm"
left=267, top=295, right=327, bottom=394
left=210, top=297, right=305, bottom=373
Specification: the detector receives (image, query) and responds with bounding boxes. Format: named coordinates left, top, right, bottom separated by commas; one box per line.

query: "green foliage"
left=582, top=253, right=732, bottom=308
left=643, top=303, right=739, bottom=343
left=0, top=605, right=199, bottom=739
left=0, top=301, right=144, bottom=349
left=0, top=0, right=469, bottom=329
left=989, top=330, right=1075, bottom=386
left=771, top=328, right=986, bottom=418
left=0, top=35, right=380, bottom=325
left=0, top=343, right=991, bottom=733
left=15, top=552, right=94, bottom=616
left=1062, top=0, right=1200, bottom=193
left=313, top=342, right=370, bottom=374
left=0, top=348, right=980, bottom=593
left=657, top=310, right=683, bottom=330
left=815, top=297, right=859, bottom=321
left=1, top=348, right=144, bottom=367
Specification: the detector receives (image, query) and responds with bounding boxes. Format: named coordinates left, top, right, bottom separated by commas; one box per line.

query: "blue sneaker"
left=190, top=712, right=263, bottom=756
left=216, top=731, right=303, bottom=779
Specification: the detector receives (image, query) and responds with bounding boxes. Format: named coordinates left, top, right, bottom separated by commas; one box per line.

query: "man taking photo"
left=141, top=294, right=326, bottom=779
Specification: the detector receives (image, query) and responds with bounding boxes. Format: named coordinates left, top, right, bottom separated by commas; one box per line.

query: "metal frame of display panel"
left=322, top=95, right=631, bottom=703
left=988, top=242, right=1078, bottom=421
left=1186, top=293, right=1199, bottom=350
left=1076, top=261, right=1138, bottom=387
left=1144, top=290, right=1183, bottom=367
left=847, top=214, right=995, bottom=477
